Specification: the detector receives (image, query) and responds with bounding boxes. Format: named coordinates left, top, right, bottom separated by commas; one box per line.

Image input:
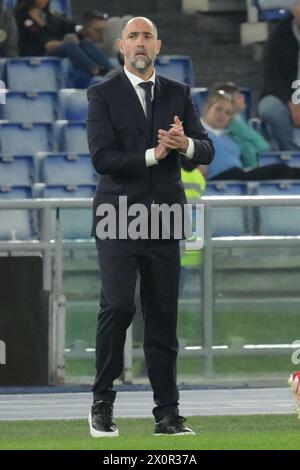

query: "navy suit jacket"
left=87, top=70, right=214, bottom=237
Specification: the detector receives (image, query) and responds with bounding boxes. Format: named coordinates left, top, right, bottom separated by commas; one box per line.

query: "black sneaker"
left=154, top=414, right=195, bottom=436
left=88, top=400, right=119, bottom=437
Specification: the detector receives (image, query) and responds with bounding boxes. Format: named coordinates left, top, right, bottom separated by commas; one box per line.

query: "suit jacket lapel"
left=152, top=76, right=168, bottom=146
left=152, top=76, right=163, bottom=145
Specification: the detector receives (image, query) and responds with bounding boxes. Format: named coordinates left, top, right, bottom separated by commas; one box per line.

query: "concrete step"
left=71, top=0, right=182, bottom=21
left=152, top=12, right=245, bottom=45
left=183, top=0, right=246, bottom=13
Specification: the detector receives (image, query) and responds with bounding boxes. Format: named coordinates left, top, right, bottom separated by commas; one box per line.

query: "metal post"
left=40, top=207, right=53, bottom=291
left=123, top=325, right=133, bottom=383
left=39, top=207, right=54, bottom=384
left=202, top=205, right=214, bottom=378
left=53, top=208, right=66, bottom=385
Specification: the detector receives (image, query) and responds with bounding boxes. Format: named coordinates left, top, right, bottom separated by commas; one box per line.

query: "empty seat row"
left=0, top=57, right=71, bottom=92
left=0, top=121, right=88, bottom=154
left=205, top=180, right=300, bottom=237
left=258, top=151, right=300, bottom=168
left=0, top=86, right=253, bottom=123
left=0, top=186, right=37, bottom=241
left=0, top=153, right=98, bottom=187
left=1, top=179, right=300, bottom=241
left=0, top=55, right=194, bottom=92
left=0, top=90, right=87, bottom=122
left=204, top=181, right=248, bottom=237
left=3, top=149, right=300, bottom=188
left=0, top=184, right=94, bottom=241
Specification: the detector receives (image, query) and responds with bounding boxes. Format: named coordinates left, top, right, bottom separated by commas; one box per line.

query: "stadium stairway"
left=150, top=12, right=263, bottom=107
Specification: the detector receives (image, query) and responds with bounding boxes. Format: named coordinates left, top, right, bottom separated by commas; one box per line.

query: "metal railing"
left=1, top=195, right=300, bottom=383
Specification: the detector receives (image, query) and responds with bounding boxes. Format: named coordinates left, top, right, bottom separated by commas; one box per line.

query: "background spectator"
left=214, top=81, right=271, bottom=168
left=79, top=11, right=109, bottom=51
left=64, top=11, right=110, bottom=52
left=258, top=0, right=300, bottom=150
left=15, top=0, right=113, bottom=77
left=202, top=91, right=300, bottom=180
left=0, top=0, right=18, bottom=57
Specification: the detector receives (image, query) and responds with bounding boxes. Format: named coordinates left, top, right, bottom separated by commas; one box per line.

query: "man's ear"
left=117, top=38, right=123, bottom=54
left=156, top=39, right=162, bottom=55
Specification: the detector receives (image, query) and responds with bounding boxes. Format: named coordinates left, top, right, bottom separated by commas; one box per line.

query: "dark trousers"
left=92, top=237, right=181, bottom=422
left=49, top=39, right=113, bottom=76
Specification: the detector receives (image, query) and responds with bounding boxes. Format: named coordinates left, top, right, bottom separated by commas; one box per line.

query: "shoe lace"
left=93, top=401, right=112, bottom=425
left=169, top=414, right=187, bottom=426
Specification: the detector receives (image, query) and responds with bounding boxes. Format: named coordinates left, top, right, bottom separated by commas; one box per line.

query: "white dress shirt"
left=123, top=66, right=195, bottom=167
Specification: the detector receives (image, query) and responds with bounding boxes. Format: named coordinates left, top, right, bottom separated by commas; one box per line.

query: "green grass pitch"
left=1, top=415, right=300, bottom=450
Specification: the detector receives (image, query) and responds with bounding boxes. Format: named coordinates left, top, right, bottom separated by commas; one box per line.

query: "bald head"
left=121, top=17, right=158, bottom=39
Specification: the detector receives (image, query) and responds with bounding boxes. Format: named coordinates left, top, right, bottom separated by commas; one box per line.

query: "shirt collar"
left=124, top=66, right=156, bottom=89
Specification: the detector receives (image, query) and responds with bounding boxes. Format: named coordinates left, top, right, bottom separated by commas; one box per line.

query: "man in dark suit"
left=87, top=16, right=214, bottom=437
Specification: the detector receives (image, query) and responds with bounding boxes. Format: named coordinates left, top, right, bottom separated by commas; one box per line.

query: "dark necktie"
left=138, top=81, right=154, bottom=143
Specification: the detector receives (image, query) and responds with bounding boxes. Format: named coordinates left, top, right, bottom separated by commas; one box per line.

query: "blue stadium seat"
left=0, top=155, right=36, bottom=186
left=56, top=121, right=88, bottom=153
left=0, top=186, right=37, bottom=240
left=41, top=153, right=97, bottom=185
left=259, top=8, right=290, bottom=21
left=254, top=1, right=290, bottom=21
left=0, top=92, right=58, bottom=122
left=255, top=181, right=300, bottom=236
left=42, top=184, right=95, bottom=239
left=58, top=89, right=87, bottom=121
left=0, top=123, right=54, bottom=154
left=108, top=57, right=120, bottom=68
left=87, top=75, right=109, bottom=88
left=191, top=88, right=208, bottom=118
left=5, top=57, right=68, bottom=91
left=258, top=151, right=300, bottom=168
left=204, top=181, right=250, bottom=236
left=155, top=56, right=194, bottom=87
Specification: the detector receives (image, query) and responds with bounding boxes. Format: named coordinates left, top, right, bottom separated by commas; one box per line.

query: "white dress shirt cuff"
left=180, top=138, right=195, bottom=159
left=145, top=148, right=159, bottom=167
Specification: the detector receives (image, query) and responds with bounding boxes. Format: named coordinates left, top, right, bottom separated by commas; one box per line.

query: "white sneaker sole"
left=154, top=430, right=196, bottom=436
left=88, top=412, right=119, bottom=437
